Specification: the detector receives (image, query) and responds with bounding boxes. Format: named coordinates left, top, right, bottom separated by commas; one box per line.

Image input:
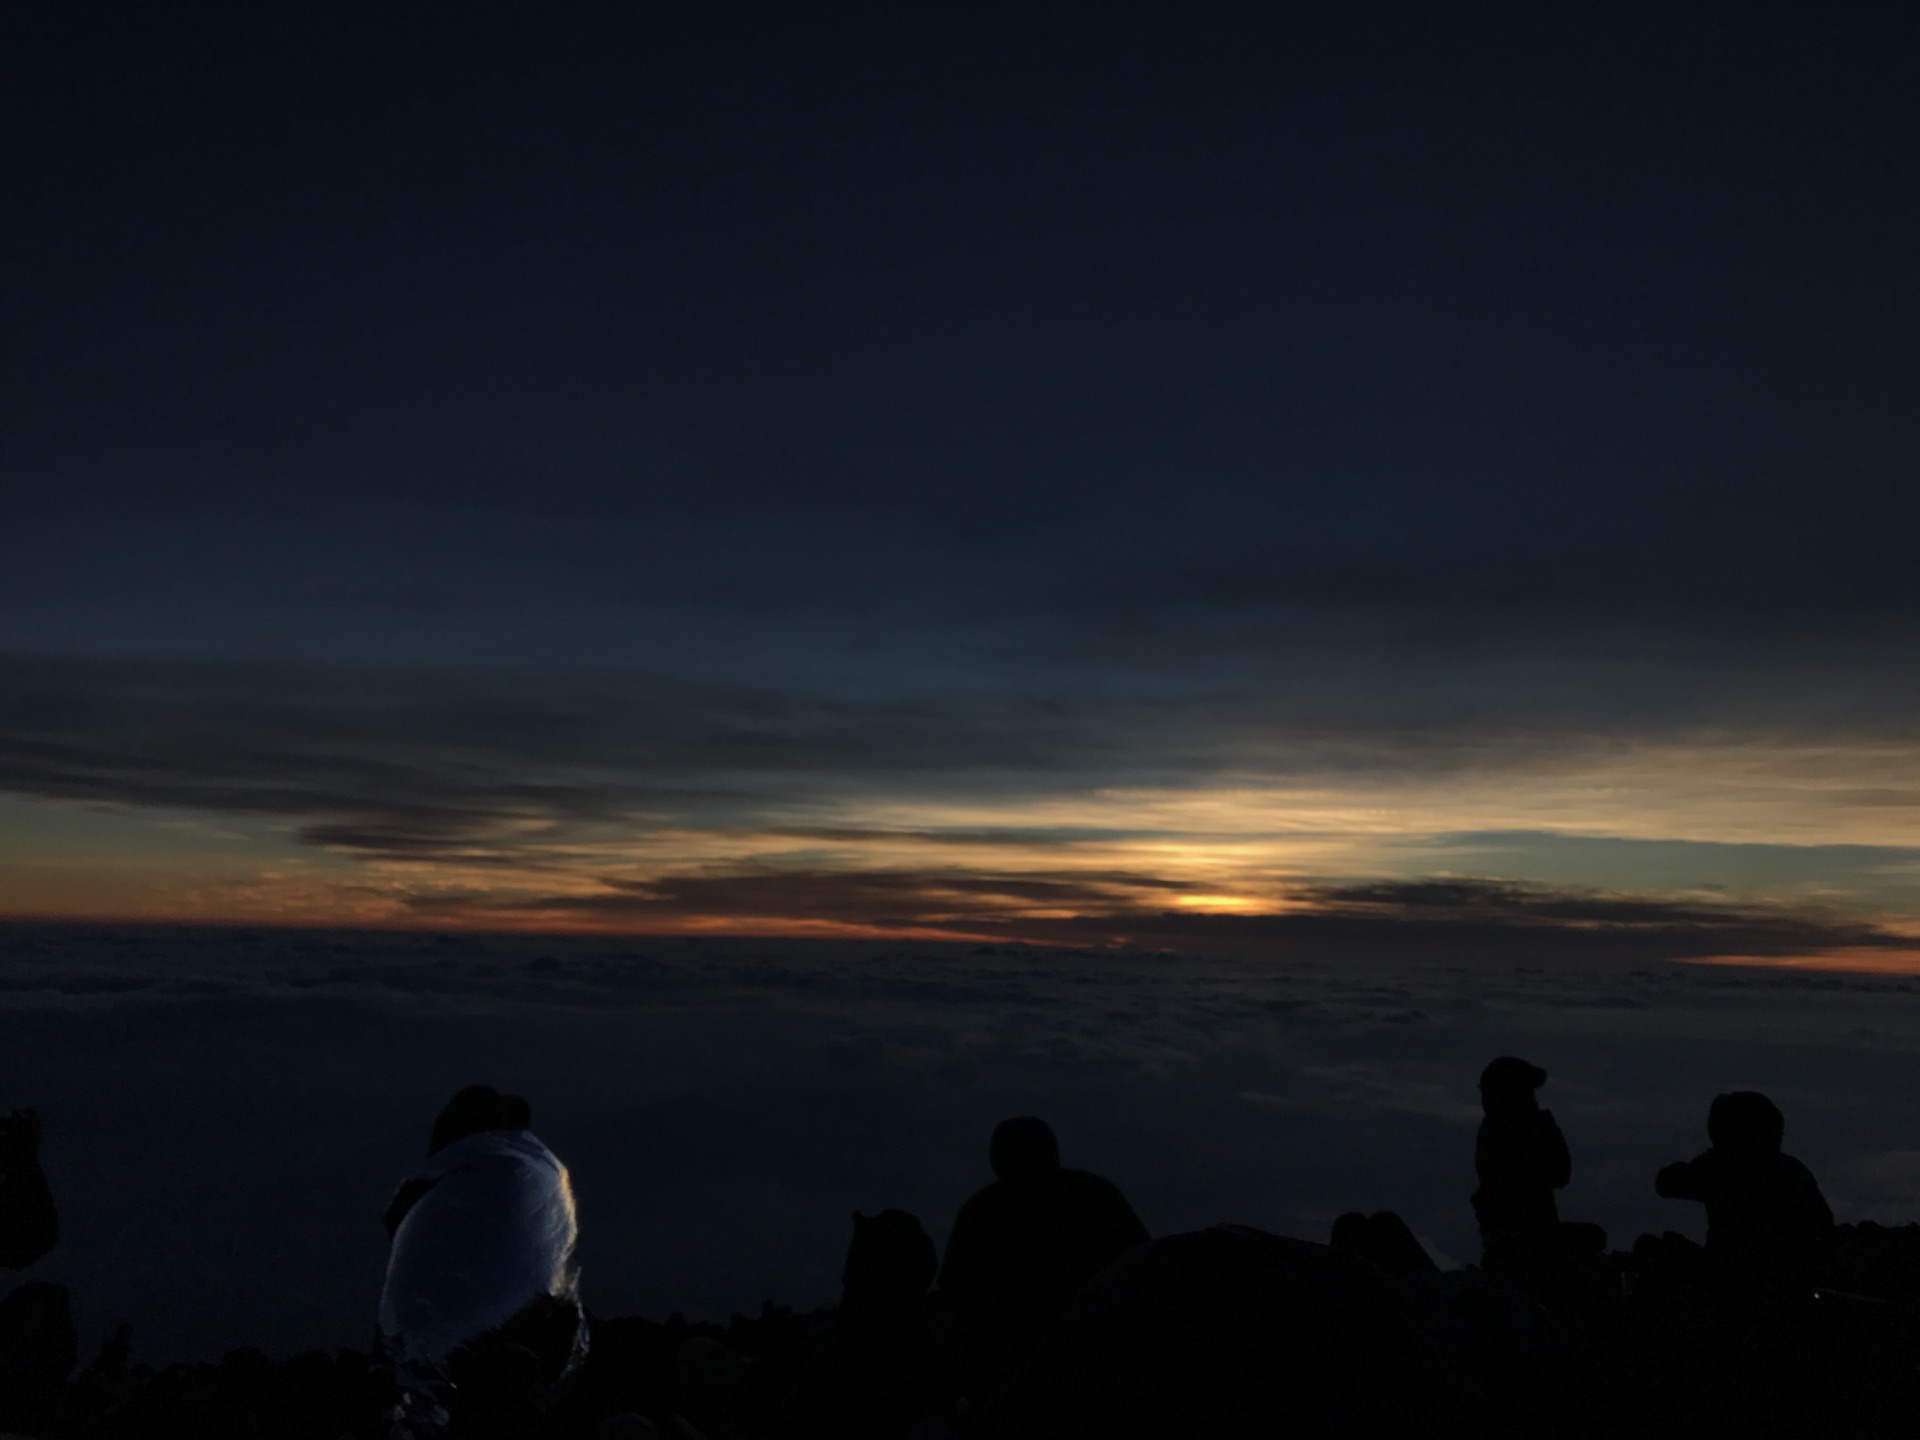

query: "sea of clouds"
left=4, top=923, right=1919, bottom=1365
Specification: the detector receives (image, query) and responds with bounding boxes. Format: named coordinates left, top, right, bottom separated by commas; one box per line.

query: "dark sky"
left=2, top=2, right=1917, bottom=946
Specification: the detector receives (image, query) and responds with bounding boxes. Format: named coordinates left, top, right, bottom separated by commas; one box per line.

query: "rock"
left=980, top=1226, right=1427, bottom=1440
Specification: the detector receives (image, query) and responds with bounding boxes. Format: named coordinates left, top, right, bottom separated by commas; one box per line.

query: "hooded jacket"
left=377, top=1128, right=580, bottom=1369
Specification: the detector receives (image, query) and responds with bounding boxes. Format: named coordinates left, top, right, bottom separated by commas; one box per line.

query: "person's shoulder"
left=497, top=1128, right=565, bottom=1169
left=1776, top=1153, right=1824, bottom=1185
left=1061, top=1166, right=1115, bottom=1186
left=1060, top=1168, right=1132, bottom=1203
left=950, top=1178, right=1012, bottom=1225
left=421, top=1129, right=567, bottom=1188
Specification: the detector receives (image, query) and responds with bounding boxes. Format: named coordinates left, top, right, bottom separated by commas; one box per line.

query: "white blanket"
left=377, top=1129, right=580, bottom=1368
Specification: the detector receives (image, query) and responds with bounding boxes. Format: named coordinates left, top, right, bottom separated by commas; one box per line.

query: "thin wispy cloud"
left=2, top=7, right=1915, bottom=949
left=3, top=651, right=1919, bottom=949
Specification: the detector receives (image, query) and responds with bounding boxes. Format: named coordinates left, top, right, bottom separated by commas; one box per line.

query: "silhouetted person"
left=0, top=1109, right=74, bottom=1434
left=1330, top=1211, right=1439, bottom=1278
left=0, top=1110, right=57, bottom=1271
left=776, top=1209, right=950, bottom=1440
left=843, top=1207, right=939, bottom=1317
left=939, top=1117, right=1149, bottom=1405
left=382, top=1085, right=537, bottom=1239
left=379, top=1085, right=585, bottom=1439
left=1655, top=1090, right=1833, bottom=1288
left=1471, top=1058, right=1605, bottom=1296
left=1473, top=1058, right=1566, bottom=1247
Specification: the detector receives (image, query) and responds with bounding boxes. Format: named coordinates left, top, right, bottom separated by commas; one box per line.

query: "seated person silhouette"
left=1654, top=1090, right=1833, bottom=1289
left=939, top=1117, right=1149, bottom=1405
left=378, top=1085, right=585, bottom=1438
left=0, top=1109, right=73, bottom=1433
left=775, top=1209, right=949, bottom=1440
left=0, top=1110, right=57, bottom=1274
left=1472, top=1057, right=1605, bottom=1291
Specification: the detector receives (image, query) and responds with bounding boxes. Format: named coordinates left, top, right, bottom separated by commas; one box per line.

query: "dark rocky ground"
left=9, top=1221, right=1920, bottom=1440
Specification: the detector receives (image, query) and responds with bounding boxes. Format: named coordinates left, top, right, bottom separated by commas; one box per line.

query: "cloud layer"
left=11, top=924, right=1920, bottom=1363
left=1, top=6, right=1916, bottom=939
left=4, top=649, right=1919, bottom=948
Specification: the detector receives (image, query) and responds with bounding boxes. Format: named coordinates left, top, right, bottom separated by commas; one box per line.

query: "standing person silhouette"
left=1472, top=1057, right=1605, bottom=1294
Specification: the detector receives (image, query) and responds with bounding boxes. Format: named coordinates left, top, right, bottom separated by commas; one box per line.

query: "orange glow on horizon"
left=1685, top=947, right=1920, bottom=976
left=5, top=735, right=1919, bottom=963
left=1169, top=893, right=1267, bottom=912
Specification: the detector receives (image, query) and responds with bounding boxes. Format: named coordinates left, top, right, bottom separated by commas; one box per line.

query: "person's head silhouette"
left=989, top=1116, right=1061, bottom=1181
left=428, top=1085, right=533, bottom=1155
left=1707, top=1091, right=1785, bottom=1155
left=841, top=1209, right=937, bottom=1315
left=1478, top=1056, right=1547, bottom=1115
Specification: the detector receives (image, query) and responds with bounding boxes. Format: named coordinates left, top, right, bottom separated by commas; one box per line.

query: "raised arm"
left=1655, top=1158, right=1707, bottom=1201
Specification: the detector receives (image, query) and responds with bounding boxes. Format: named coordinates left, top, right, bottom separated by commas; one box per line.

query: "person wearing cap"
left=1471, top=1057, right=1605, bottom=1289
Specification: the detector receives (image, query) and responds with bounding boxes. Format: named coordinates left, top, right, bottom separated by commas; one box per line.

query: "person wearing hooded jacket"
left=1655, top=1090, right=1832, bottom=1288
left=378, top=1085, right=585, bottom=1440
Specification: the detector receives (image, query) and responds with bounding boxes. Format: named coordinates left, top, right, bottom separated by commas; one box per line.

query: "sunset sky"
left=3, top=3, right=1916, bottom=963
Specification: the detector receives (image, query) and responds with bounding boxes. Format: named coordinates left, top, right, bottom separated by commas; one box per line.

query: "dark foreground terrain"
left=10, top=1220, right=1920, bottom=1440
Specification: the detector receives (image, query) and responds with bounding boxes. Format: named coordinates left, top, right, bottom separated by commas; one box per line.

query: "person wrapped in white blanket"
left=378, top=1085, right=586, bottom=1439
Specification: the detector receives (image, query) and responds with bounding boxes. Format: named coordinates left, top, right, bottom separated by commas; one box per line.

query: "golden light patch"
left=1169, top=893, right=1263, bottom=912
left=1685, top=947, right=1920, bottom=975
left=5, top=734, right=1920, bottom=934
